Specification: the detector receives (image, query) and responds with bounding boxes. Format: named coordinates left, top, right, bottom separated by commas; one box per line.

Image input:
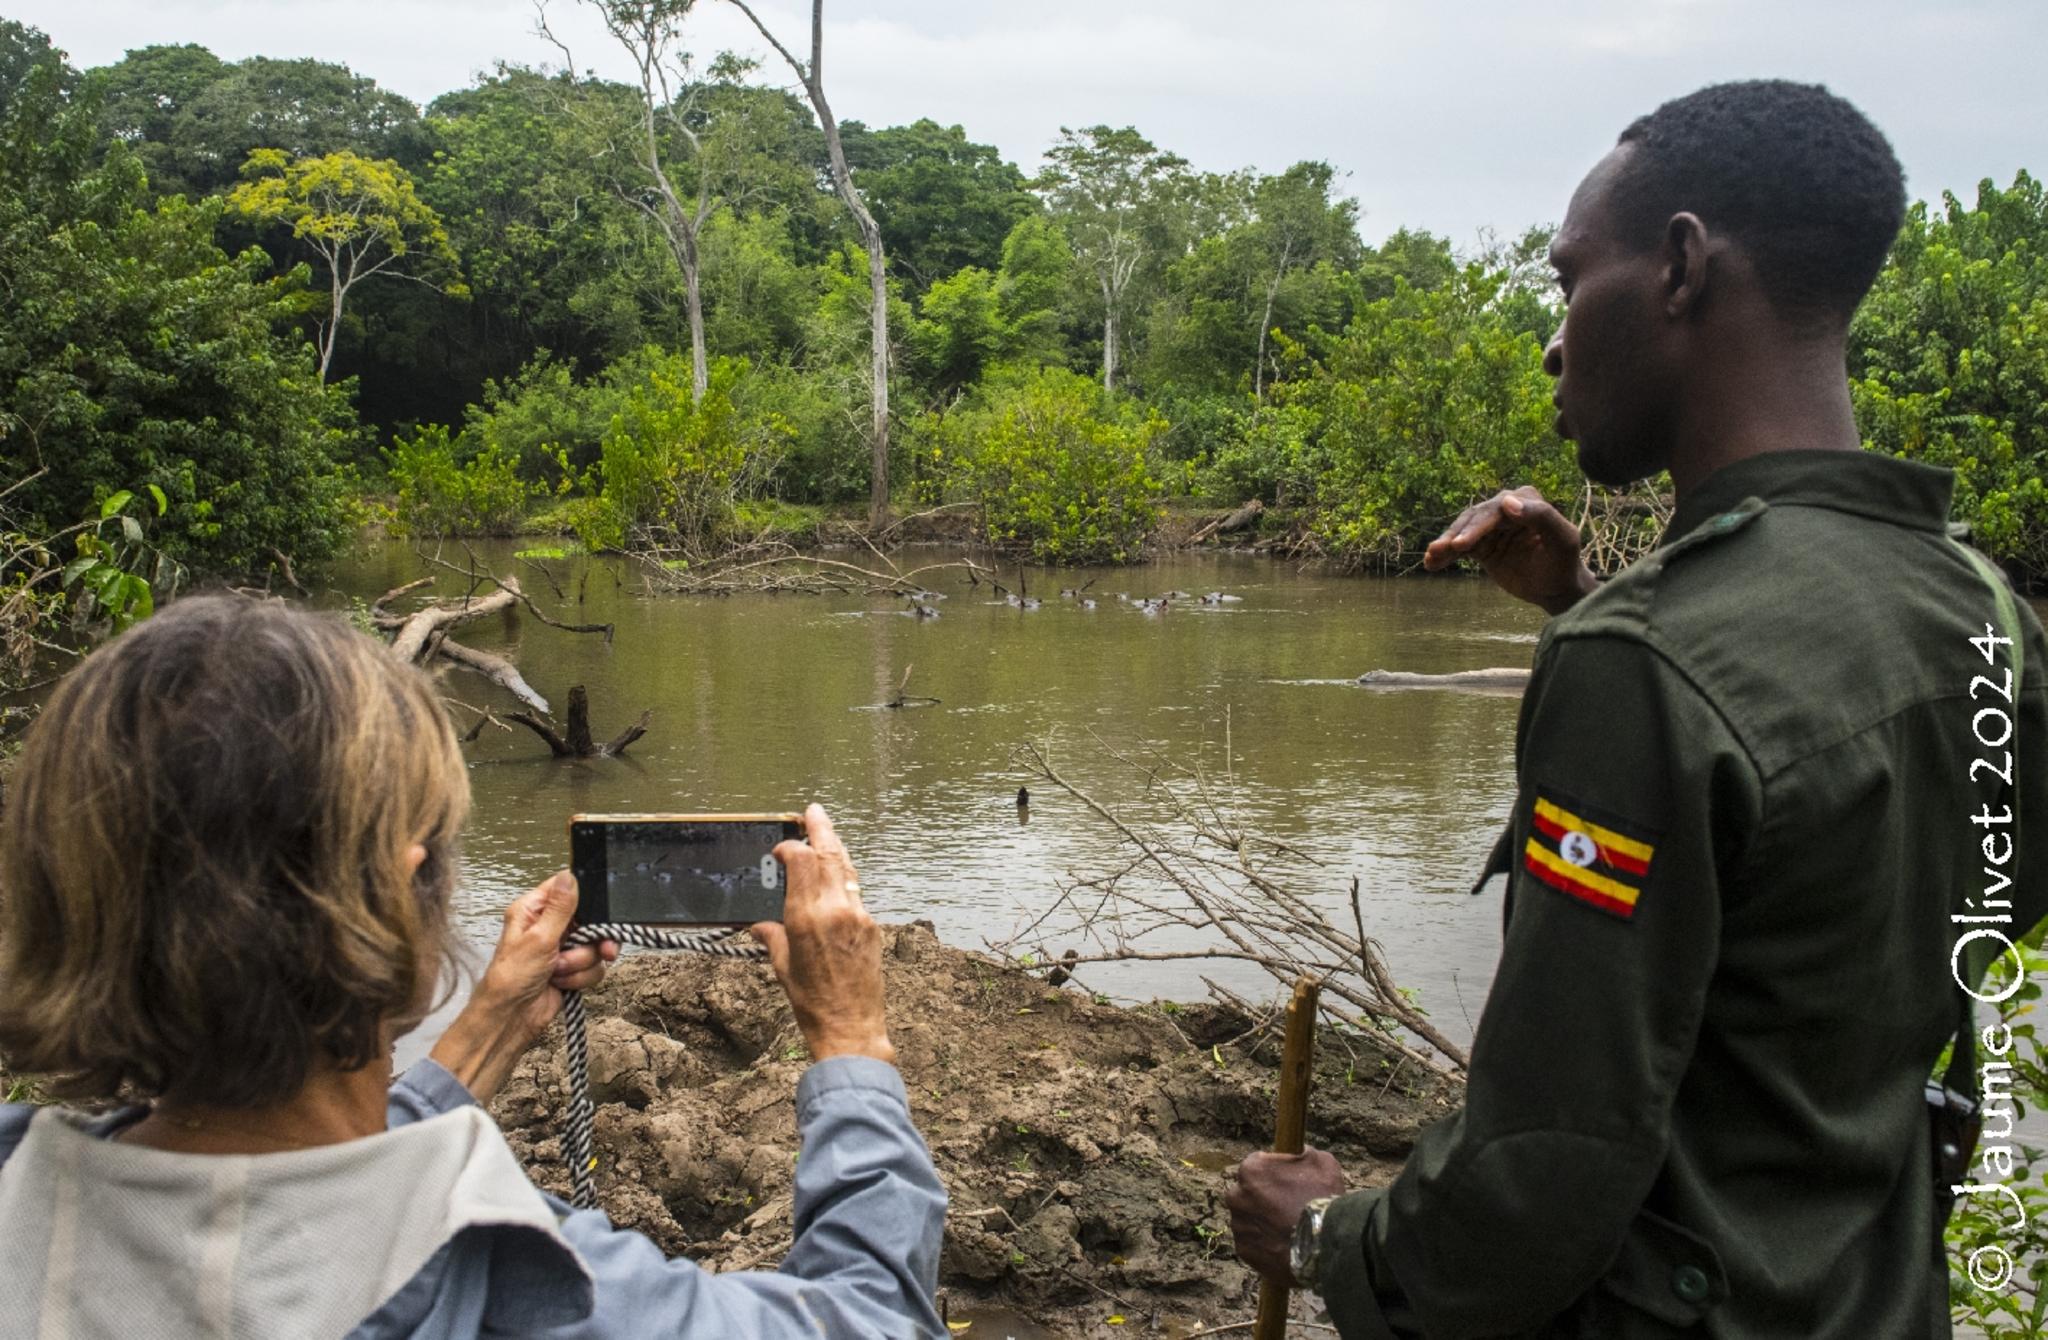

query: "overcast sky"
left=15, top=0, right=2046, bottom=245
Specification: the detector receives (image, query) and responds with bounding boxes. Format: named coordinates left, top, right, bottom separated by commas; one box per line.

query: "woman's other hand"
left=430, top=870, right=618, bottom=1103
left=750, top=804, right=895, bottom=1065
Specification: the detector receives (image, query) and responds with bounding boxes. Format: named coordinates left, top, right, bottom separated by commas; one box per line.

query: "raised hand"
left=1423, top=485, right=1599, bottom=615
left=750, top=803, right=895, bottom=1065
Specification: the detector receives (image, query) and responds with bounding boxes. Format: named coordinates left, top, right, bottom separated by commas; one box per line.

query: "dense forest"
left=1, top=9, right=2044, bottom=601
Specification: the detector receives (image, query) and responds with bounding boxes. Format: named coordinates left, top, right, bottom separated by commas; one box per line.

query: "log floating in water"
left=1357, top=667, right=1532, bottom=691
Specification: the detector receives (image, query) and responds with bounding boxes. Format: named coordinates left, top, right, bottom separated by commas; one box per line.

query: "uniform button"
left=1671, top=1264, right=1711, bottom=1304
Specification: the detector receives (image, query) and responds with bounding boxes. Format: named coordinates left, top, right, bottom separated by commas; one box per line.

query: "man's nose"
left=1542, top=315, right=1565, bottom=378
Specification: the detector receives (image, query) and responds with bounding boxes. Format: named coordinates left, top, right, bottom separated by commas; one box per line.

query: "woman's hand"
left=430, top=870, right=618, bottom=1103
left=750, top=803, right=895, bottom=1065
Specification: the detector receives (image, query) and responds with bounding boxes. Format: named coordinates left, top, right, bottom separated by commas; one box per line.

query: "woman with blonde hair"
left=0, top=594, right=944, bottom=1338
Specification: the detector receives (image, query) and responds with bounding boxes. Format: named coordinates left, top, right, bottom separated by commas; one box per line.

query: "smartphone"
left=569, top=813, right=804, bottom=926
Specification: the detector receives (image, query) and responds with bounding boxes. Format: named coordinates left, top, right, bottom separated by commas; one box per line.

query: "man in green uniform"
left=1227, top=81, right=2048, bottom=1336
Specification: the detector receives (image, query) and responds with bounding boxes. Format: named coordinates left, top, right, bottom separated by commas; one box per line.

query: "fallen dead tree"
left=507, top=685, right=651, bottom=758
left=370, top=563, right=632, bottom=747
left=998, top=737, right=1468, bottom=1074
left=1357, top=666, right=1530, bottom=691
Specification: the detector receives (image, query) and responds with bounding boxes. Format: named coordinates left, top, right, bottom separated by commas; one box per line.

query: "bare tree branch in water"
left=997, top=738, right=1468, bottom=1074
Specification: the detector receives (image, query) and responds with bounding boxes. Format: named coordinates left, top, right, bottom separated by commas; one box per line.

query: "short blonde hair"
left=0, top=595, right=470, bottom=1107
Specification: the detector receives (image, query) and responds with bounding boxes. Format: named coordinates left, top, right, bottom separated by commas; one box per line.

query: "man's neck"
left=1665, top=337, right=1862, bottom=500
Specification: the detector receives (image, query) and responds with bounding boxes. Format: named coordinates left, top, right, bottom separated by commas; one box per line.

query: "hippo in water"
left=1357, top=667, right=1532, bottom=692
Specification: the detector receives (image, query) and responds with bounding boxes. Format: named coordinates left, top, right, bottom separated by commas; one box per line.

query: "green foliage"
left=842, top=117, right=1037, bottom=288
left=911, top=265, right=1012, bottom=395
left=1852, top=172, right=2048, bottom=583
left=0, top=39, right=357, bottom=575
left=701, top=208, right=815, bottom=361
left=462, top=352, right=625, bottom=485
left=2, top=483, right=175, bottom=726
left=1212, top=266, right=1570, bottom=569
left=228, top=146, right=465, bottom=380
left=382, top=423, right=533, bottom=536
left=590, top=353, right=792, bottom=553
left=93, top=47, right=425, bottom=200
left=61, top=487, right=179, bottom=634
left=1141, top=161, right=1362, bottom=397
left=1945, top=940, right=2048, bottom=1337
left=2, top=16, right=2036, bottom=587
left=995, top=213, right=1074, bottom=366
left=921, top=366, right=1163, bottom=563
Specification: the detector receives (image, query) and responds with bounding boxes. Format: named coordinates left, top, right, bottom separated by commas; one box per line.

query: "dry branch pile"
left=999, top=739, right=1468, bottom=1075
left=633, top=539, right=989, bottom=597
left=1574, top=480, right=1673, bottom=576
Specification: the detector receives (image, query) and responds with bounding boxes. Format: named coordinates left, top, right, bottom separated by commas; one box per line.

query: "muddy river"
left=336, top=540, right=1545, bottom=1059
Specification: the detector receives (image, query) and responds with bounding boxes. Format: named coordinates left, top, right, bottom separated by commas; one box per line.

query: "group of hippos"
left=904, top=586, right=1246, bottom=619
left=897, top=583, right=1534, bottom=692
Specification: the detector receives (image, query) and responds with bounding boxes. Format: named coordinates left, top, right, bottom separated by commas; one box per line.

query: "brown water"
left=333, top=539, right=1547, bottom=1058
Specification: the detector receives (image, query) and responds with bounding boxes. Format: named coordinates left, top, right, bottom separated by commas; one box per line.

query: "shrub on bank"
left=1852, top=172, right=2048, bottom=583
left=383, top=424, right=533, bottom=536
left=917, top=366, right=1164, bottom=563
left=583, top=354, right=793, bottom=555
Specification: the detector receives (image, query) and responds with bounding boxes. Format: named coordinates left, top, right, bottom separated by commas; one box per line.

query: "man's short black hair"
left=1611, top=80, right=1905, bottom=329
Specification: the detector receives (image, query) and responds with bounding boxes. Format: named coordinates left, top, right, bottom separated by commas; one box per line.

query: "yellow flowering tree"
left=228, top=148, right=464, bottom=381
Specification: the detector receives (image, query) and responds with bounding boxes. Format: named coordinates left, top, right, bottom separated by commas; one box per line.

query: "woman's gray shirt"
left=0, top=1056, right=946, bottom=1338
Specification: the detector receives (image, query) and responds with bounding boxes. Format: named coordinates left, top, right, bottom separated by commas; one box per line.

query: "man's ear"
left=1661, top=211, right=1712, bottom=318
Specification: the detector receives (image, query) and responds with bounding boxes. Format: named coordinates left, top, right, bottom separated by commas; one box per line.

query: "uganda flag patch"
left=1523, top=793, right=1657, bottom=920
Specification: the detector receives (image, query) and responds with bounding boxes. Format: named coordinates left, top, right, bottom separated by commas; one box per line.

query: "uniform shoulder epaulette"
left=1548, top=496, right=1769, bottom=644
left=1660, top=496, right=1768, bottom=562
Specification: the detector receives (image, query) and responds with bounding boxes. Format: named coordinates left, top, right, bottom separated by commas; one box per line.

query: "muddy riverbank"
left=492, top=922, right=1463, bottom=1337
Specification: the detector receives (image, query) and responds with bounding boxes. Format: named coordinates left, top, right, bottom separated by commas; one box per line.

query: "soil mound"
left=491, top=923, right=1463, bottom=1336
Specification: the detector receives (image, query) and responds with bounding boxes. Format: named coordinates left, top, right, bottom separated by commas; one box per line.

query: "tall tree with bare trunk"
left=1037, top=125, right=1186, bottom=394
left=723, top=0, right=891, bottom=528
left=538, top=0, right=769, bottom=405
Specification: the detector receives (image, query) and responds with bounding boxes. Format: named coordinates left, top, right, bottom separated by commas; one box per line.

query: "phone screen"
left=571, top=818, right=798, bottom=925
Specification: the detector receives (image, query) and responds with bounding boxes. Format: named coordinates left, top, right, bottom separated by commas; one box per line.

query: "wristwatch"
left=1289, top=1195, right=1337, bottom=1289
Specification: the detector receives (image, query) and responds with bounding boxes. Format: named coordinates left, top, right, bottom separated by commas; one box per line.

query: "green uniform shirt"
left=1318, top=450, right=2048, bottom=1338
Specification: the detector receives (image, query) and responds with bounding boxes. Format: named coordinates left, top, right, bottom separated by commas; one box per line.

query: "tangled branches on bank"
left=997, top=738, right=1468, bottom=1075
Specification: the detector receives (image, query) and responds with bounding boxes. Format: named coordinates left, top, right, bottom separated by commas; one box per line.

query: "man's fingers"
left=1526, top=496, right=1581, bottom=546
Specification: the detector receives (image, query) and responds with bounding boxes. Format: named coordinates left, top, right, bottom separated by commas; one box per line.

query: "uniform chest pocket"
left=1590, top=1206, right=1729, bottom=1329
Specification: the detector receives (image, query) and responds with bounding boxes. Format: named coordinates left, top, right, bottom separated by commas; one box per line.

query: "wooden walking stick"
left=1254, top=975, right=1321, bottom=1340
